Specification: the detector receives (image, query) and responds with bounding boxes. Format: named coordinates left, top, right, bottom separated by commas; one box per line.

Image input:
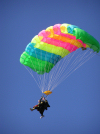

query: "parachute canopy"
left=20, top=23, right=100, bottom=75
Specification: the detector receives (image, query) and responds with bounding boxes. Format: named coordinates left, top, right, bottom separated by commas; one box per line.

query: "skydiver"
left=30, top=97, right=50, bottom=119
left=30, top=99, right=44, bottom=118
left=39, top=97, right=50, bottom=118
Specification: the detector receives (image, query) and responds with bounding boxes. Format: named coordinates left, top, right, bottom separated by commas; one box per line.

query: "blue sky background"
left=1, top=0, right=100, bottom=134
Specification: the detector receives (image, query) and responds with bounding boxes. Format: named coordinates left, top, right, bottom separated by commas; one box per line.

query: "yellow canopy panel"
left=43, top=90, right=52, bottom=95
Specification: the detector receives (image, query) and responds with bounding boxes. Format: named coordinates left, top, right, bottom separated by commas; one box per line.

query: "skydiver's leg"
left=39, top=110, right=43, bottom=116
left=30, top=108, right=35, bottom=111
left=39, top=109, right=44, bottom=118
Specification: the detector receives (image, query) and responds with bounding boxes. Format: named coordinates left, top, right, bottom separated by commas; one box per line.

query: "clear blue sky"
left=1, top=0, right=100, bottom=134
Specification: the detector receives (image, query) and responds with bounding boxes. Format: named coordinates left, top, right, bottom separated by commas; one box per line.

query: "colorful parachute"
left=20, top=23, right=100, bottom=75
left=20, top=23, right=100, bottom=93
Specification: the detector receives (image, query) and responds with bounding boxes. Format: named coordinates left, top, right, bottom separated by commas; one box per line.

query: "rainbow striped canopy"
left=20, top=23, right=100, bottom=74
